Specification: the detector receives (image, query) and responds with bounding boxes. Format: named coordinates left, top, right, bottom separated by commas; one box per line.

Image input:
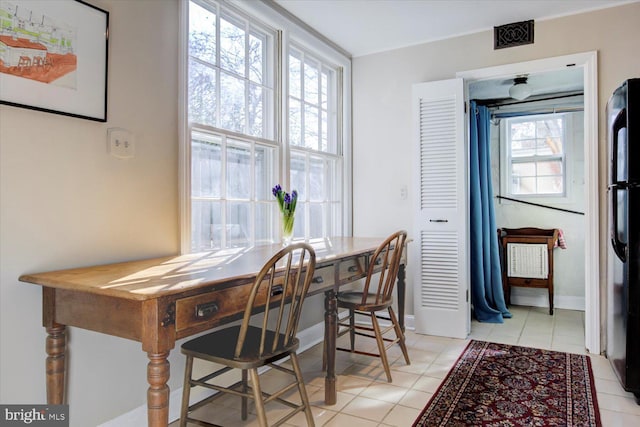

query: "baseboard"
left=509, top=290, right=585, bottom=311
left=99, top=311, right=362, bottom=426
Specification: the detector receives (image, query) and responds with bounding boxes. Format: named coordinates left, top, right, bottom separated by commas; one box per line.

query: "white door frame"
left=456, top=51, right=600, bottom=354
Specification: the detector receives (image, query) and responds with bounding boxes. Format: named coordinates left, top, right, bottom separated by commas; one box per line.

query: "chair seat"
left=182, top=325, right=299, bottom=369
left=337, top=291, right=393, bottom=311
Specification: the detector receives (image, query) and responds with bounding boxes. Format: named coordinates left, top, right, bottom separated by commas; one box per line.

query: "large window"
left=502, top=114, right=567, bottom=197
left=288, top=46, right=342, bottom=239
left=184, top=0, right=349, bottom=252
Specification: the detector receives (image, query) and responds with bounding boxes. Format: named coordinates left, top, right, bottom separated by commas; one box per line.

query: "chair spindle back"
left=361, top=231, right=407, bottom=305
left=235, top=243, right=316, bottom=358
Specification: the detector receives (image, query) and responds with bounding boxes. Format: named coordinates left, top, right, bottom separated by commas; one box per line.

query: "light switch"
left=107, top=128, right=135, bottom=159
left=400, top=185, right=408, bottom=200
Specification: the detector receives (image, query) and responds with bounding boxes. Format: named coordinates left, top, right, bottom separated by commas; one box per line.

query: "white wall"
left=0, top=1, right=180, bottom=426
left=352, top=2, right=640, bottom=321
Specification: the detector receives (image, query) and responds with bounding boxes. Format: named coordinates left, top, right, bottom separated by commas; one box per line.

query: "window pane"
left=188, top=60, right=216, bottom=127
left=512, top=177, right=536, bottom=195
left=255, top=144, right=276, bottom=201
left=537, top=137, right=563, bottom=156
left=537, top=176, right=563, bottom=194
left=309, top=157, right=325, bottom=202
left=192, top=133, right=222, bottom=197
left=289, top=51, right=301, bottom=99
left=192, top=200, right=221, bottom=251
left=537, top=160, right=563, bottom=176
left=220, top=15, right=245, bottom=76
left=293, top=204, right=305, bottom=238
left=511, top=138, right=535, bottom=158
left=220, top=73, right=245, bottom=133
left=226, top=141, right=251, bottom=199
left=189, top=2, right=216, bottom=64
left=255, top=202, right=275, bottom=244
left=248, top=32, right=264, bottom=84
left=227, top=202, right=250, bottom=247
left=304, top=105, right=319, bottom=150
left=290, top=153, right=306, bottom=201
left=304, top=59, right=319, bottom=104
left=537, top=118, right=563, bottom=139
left=289, top=99, right=301, bottom=146
left=248, top=83, right=263, bottom=137
left=309, top=204, right=324, bottom=237
left=321, top=110, right=328, bottom=152
left=321, top=69, right=328, bottom=110
left=512, top=162, right=535, bottom=177
left=511, top=121, right=535, bottom=139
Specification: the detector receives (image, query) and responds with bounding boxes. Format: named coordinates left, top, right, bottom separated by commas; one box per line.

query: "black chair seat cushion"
left=336, top=291, right=393, bottom=311
left=181, top=325, right=299, bottom=369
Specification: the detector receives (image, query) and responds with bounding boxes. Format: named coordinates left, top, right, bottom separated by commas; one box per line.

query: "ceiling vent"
left=494, top=20, right=534, bottom=50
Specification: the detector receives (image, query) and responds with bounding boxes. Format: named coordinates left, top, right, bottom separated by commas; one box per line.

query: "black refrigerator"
left=607, top=78, right=640, bottom=403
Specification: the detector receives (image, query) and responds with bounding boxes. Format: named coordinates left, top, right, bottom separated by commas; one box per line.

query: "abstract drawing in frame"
left=0, top=0, right=108, bottom=122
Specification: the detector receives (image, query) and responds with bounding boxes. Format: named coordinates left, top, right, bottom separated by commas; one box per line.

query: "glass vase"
left=281, top=213, right=295, bottom=246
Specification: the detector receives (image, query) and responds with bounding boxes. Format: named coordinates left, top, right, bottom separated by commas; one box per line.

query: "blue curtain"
left=469, top=101, right=512, bottom=323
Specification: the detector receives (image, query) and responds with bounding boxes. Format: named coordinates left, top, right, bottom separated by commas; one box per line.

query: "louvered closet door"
left=411, top=78, right=469, bottom=339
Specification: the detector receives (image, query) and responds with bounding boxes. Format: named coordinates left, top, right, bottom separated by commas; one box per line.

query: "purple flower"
left=273, top=184, right=297, bottom=217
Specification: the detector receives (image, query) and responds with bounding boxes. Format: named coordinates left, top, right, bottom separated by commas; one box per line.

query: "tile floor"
left=174, top=305, right=640, bottom=426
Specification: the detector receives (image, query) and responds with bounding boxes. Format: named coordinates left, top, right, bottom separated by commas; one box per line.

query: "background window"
left=505, top=114, right=566, bottom=196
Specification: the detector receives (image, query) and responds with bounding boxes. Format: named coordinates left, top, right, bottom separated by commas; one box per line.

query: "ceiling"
left=274, top=0, right=637, bottom=57
left=468, top=67, right=585, bottom=101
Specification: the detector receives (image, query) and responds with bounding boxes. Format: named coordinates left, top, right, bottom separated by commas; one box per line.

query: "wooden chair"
left=179, top=243, right=316, bottom=427
left=329, top=230, right=410, bottom=382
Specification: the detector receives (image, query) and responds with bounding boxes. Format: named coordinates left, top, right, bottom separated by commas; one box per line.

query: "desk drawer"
left=338, top=256, right=366, bottom=283
left=175, top=285, right=250, bottom=333
left=309, top=265, right=334, bottom=293
left=175, top=276, right=292, bottom=333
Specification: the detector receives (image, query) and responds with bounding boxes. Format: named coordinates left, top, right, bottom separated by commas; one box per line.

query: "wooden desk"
left=19, top=237, right=407, bottom=427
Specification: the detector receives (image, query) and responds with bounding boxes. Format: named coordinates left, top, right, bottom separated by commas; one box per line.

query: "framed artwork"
left=0, top=0, right=109, bottom=122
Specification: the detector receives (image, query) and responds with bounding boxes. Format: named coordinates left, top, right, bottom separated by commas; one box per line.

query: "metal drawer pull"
left=196, top=302, right=219, bottom=319
left=348, top=265, right=359, bottom=273
left=271, top=285, right=284, bottom=296
left=429, top=219, right=448, bottom=223
left=312, top=276, right=324, bottom=284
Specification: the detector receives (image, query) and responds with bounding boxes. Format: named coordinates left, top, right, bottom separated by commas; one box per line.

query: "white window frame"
left=500, top=113, right=573, bottom=204
left=179, top=0, right=352, bottom=253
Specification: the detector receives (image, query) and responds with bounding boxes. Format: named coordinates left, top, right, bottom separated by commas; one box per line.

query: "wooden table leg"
left=147, top=351, right=170, bottom=427
left=397, top=264, right=406, bottom=332
left=45, top=325, right=66, bottom=404
left=324, top=289, right=337, bottom=405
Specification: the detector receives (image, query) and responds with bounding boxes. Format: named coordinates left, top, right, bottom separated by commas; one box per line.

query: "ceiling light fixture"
left=509, top=76, right=532, bottom=101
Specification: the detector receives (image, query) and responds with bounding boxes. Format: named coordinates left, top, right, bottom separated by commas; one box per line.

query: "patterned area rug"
left=413, top=340, right=601, bottom=426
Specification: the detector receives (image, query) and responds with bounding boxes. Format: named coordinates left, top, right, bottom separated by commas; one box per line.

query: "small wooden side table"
left=498, top=227, right=559, bottom=315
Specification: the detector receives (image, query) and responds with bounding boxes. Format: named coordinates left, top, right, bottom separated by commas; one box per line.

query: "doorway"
left=457, top=52, right=600, bottom=354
